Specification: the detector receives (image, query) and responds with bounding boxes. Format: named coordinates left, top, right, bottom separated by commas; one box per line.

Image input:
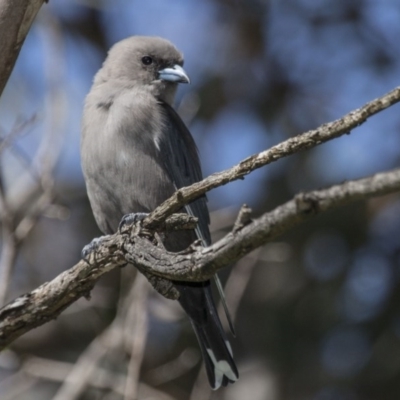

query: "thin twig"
left=0, top=370, right=37, bottom=400
left=145, top=349, right=200, bottom=386
left=123, top=274, right=150, bottom=400
left=0, top=166, right=16, bottom=306
left=144, top=87, right=400, bottom=230
left=0, top=229, right=17, bottom=306
left=51, top=324, right=122, bottom=400
left=1, top=87, right=400, bottom=346
left=0, top=10, right=68, bottom=306
left=0, top=167, right=400, bottom=349
left=52, top=271, right=149, bottom=400
left=14, top=10, right=68, bottom=242
left=3, top=356, right=176, bottom=400
left=124, top=168, right=400, bottom=282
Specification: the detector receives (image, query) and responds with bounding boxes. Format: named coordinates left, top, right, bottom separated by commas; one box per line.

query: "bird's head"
left=96, top=36, right=190, bottom=105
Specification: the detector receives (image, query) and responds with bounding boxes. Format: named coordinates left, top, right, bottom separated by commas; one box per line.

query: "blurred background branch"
left=0, top=9, right=67, bottom=307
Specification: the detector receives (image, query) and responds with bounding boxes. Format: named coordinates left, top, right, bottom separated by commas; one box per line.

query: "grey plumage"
left=81, top=36, right=238, bottom=389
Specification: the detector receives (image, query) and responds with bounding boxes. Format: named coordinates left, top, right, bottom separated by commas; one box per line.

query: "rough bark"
left=0, top=167, right=399, bottom=350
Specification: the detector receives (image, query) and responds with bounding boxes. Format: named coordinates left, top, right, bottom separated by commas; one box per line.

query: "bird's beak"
left=158, top=64, right=190, bottom=84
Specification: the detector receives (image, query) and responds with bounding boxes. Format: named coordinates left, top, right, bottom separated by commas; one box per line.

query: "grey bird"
left=81, top=36, right=238, bottom=389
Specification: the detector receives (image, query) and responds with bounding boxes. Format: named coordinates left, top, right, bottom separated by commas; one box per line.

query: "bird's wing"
left=158, top=101, right=235, bottom=336
left=158, top=101, right=211, bottom=245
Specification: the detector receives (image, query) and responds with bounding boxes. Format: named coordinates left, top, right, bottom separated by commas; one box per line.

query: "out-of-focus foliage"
left=1, top=0, right=400, bottom=399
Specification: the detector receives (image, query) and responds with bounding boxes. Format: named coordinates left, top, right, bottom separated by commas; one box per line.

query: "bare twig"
left=51, top=324, right=121, bottom=400
left=0, top=9, right=68, bottom=306
left=0, top=87, right=400, bottom=348
left=24, top=357, right=127, bottom=396
left=0, top=165, right=17, bottom=306
left=123, top=168, right=400, bottom=281
left=52, top=281, right=129, bottom=400
left=0, top=115, right=38, bottom=155
left=144, top=86, right=400, bottom=230
left=13, top=10, right=67, bottom=242
left=0, top=230, right=17, bottom=306
left=0, top=370, right=37, bottom=400
left=123, top=274, right=150, bottom=400
left=219, top=249, right=262, bottom=328
left=52, top=271, right=151, bottom=400
left=0, top=166, right=399, bottom=350
left=0, top=356, right=175, bottom=400
left=145, top=349, right=200, bottom=386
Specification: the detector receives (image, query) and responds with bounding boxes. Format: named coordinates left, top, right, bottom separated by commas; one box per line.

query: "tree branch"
left=0, top=167, right=399, bottom=350
left=0, top=0, right=46, bottom=97
left=144, top=86, right=400, bottom=229
left=0, top=85, right=399, bottom=350
left=124, top=168, right=400, bottom=281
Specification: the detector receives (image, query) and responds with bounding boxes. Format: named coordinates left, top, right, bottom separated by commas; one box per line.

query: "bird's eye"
left=141, top=56, right=153, bottom=66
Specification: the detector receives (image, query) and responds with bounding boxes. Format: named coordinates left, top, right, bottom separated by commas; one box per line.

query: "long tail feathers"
left=175, top=280, right=238, bottom=389
left=182, top=203, right=238, bottom=388
left=184, top=204, right=236, bottom=336
left=213, top=274, right=236, bottom=337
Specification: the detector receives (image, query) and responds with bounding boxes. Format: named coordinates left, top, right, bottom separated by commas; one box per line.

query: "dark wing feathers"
left=158, top=101, right=211, bottom=245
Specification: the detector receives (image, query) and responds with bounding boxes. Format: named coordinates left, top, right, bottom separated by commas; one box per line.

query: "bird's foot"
left=118, top=212, right=149, bottom=232
left=81, top=235, right=111, bottom=259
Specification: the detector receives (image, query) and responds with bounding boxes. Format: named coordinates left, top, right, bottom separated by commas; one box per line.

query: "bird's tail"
left=175, top=280, right=238, bottom=389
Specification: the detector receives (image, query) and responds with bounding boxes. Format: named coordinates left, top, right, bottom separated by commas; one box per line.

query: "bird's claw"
left=118, top=212, right=148, bottom=232
left=81, top=235, right=111, bottom=259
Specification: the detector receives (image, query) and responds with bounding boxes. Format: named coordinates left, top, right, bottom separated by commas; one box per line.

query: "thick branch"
left=0, top=237, right=127, bottom=350
left=1, top=168, right=399, bottom=350
left=0, top=0, right=45, bottom=96
left=125, top=168, right=400, bottom=280
left=144, top=86, right=400, bottom=229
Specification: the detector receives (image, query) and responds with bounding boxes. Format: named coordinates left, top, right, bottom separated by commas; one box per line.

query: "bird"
left=80, top=36, right=238, bottom=389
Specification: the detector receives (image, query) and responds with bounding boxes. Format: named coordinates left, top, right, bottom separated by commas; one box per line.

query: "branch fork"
left=0, top=87, right=400, bottom=349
